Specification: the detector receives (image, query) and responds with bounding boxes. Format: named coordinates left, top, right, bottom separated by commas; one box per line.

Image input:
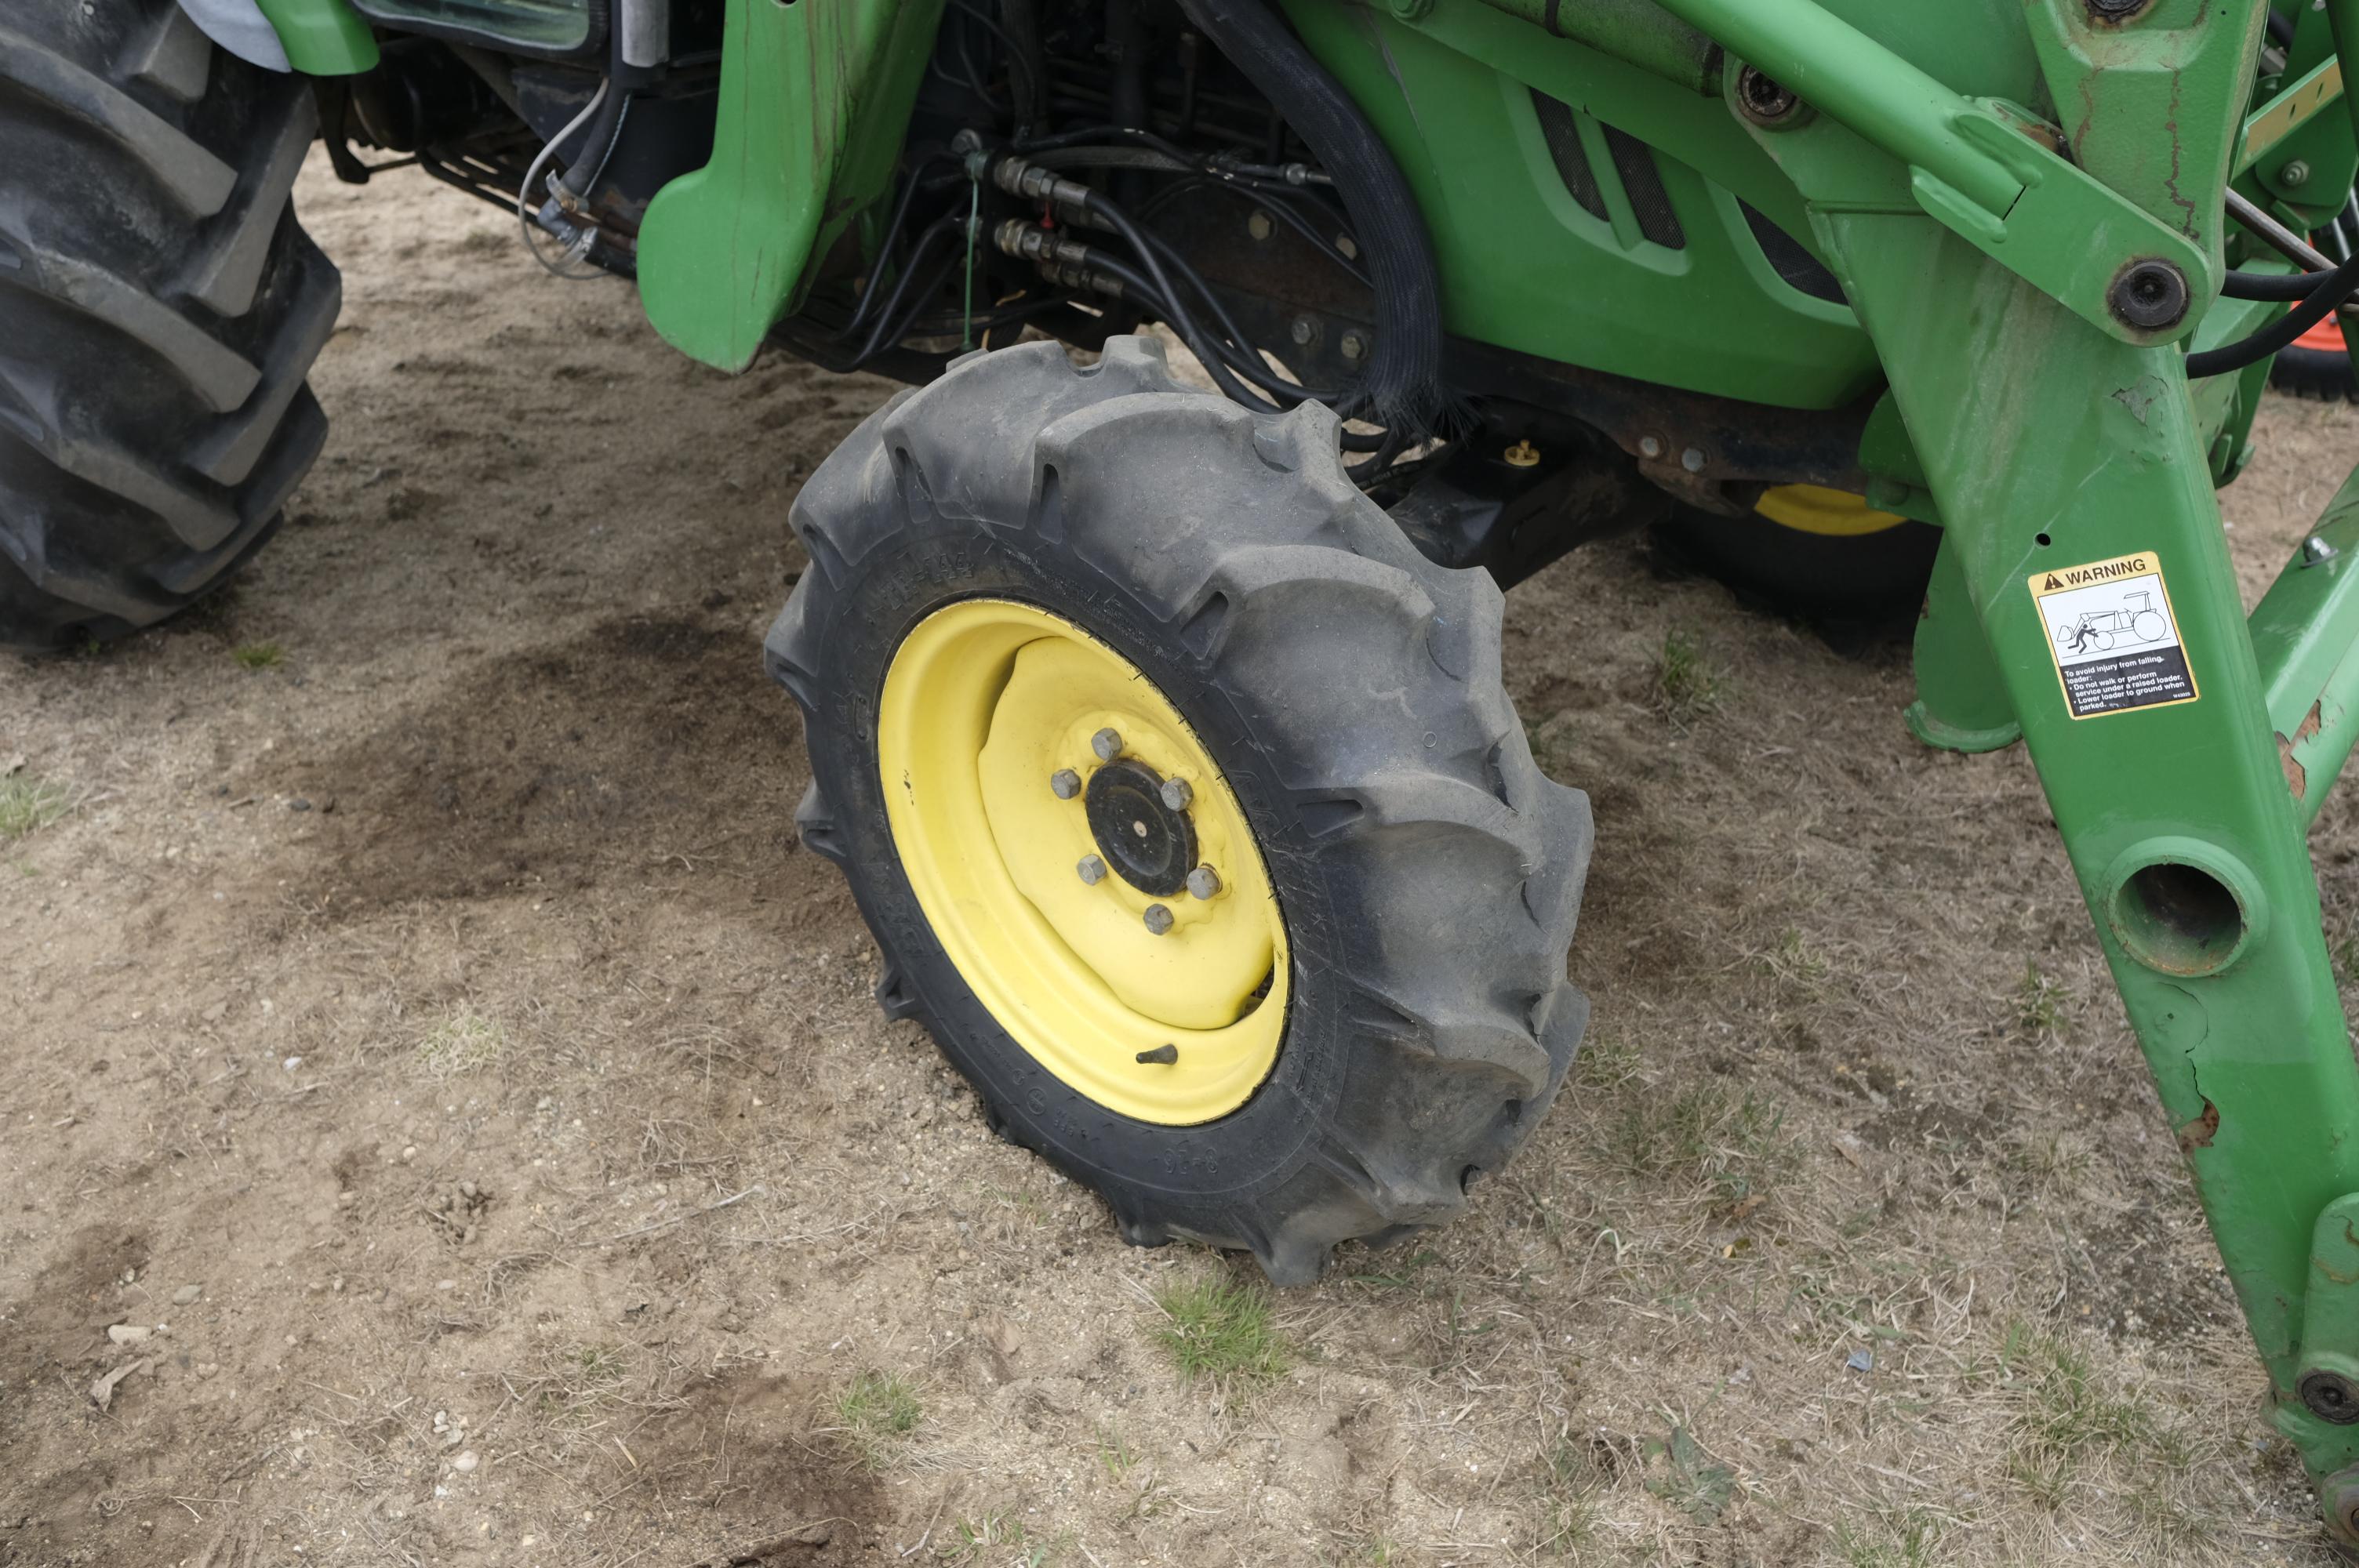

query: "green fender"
left=637, top=0, right=947, bottom=372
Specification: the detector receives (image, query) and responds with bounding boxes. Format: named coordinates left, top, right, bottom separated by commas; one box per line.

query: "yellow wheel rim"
left=877, top=599, right=1289, bottom=1125
left=1755, top=483, right=1909, bottom=538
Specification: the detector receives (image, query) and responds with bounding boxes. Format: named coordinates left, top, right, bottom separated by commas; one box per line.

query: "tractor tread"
left=769, top=336, right=1590, bottom=1285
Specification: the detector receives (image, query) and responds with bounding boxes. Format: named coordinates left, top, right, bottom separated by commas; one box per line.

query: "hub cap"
left=876, top=599, right=1288, bottom=1125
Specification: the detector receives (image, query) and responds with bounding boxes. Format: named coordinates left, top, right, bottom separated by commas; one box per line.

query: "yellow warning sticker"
left=2028, top=552, right=2198, bottom=720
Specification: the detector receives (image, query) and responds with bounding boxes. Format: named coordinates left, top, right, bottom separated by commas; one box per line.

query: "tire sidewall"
left=799, top=510, right=1354, bottom=1217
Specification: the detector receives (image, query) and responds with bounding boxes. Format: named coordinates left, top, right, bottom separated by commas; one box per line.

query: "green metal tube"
left=1461, top=0, right=1723, bottom=96
left=2328, top=0, right=2359, bottom=153
left=2252, top=463, right=2359, bottom=828
left=1642, top=0, right=2023, bottom=216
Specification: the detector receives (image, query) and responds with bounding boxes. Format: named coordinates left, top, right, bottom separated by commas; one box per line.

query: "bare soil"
left=5, top=154, right=2359, bottom=1568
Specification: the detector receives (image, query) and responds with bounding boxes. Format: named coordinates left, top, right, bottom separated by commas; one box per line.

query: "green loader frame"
left=161, top=0, right=2359, bottom=1538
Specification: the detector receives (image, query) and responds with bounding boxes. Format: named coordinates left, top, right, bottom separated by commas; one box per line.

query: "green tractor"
left=9, top=0, right=2359, bottom=1539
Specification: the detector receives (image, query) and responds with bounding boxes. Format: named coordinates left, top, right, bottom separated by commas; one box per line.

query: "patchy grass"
left=1151, top=1277, right=1289, bottom=1391
left=1601, top=1081, right=1801, bottom=1207
left=834, top=1370, right=921, bottom=1472
left=1642, top=1425, right=1736, bottom=1522
left=942, top=1506, right=1022, bottom=1562
left=1999, top=1321, right=2154, bottom=1508
left=0, top=775, right=68, bottom=840
left=415, top=1008, right=507, bottom=1079
left=1756, top=925, right=1832, bottom=992
left=2017, top=960, right=2066, bottom=1036
left=1654, top=628, right=1725, bottom=721
left=1836, top=1508, right=1943, bottom=1568
left=231, top=641, right=285, bottom=670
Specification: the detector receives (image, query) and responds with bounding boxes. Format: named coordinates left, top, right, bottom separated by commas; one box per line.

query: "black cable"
left=2267, top=7, right=2296, bottom=45
left=1078, top=189, right=1281, bottom=410
left=2189, top=251, right=2359, bottom=376
left=2223, top=268, right=2324, bottom=300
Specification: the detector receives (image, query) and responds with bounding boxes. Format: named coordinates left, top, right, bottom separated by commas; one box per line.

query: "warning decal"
left=2028, top=552, right=2198, bottom=720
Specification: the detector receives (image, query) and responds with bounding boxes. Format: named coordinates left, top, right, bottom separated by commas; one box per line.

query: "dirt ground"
left=6, top=152, right=2359, bottom=1568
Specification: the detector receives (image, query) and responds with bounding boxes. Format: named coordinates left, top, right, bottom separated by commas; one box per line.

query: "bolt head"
left=1639, top=436, right=1665, bottom=459
left=1078, top=855, right=1107, bottom=885
left=1187, top=866, right=1221, bottom=900
left=1735, top=65, right=1803, bottom=126
left=1681, top=448, right=1707, bottom=474
left=2085, top=0, right=2150, bottom=18
left=2284, top=158, right=2314, bottom=187
left=1339, top=330, right=1369, bottom=361
left=1158, top=776, right=1194, bottom=811
left=2303, top=1369, right=2359, bottom=1425
left=2305, top=535, right=2339, bottom=564
left=1049, top=768, right=1081, bottom=800
left=2108, top=260, right=2189, bottom=331
left=1143, top=903, right=1174, bottom=935
left=1091, top=727, right=1124, bottom=761
left=1289, top=316, right=1317, bottom=347
left=1247, top=209, right=1274, bottom=241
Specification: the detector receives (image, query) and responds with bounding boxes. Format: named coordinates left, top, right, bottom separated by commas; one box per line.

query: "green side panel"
left=344, top=0, right=586, bottom=55
left=636, top=0, right=945, bottom=373
left=254, top=0, right=380, bottom=75
left=1281, top=0, right=1878, bottom=409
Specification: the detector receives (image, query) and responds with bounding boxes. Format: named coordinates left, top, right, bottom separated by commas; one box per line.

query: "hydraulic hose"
left=2188, top=252, right=2359, bottom=377
left=1174, top=0, right=1448, bottom=435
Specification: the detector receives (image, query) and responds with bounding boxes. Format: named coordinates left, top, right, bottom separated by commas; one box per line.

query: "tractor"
left=9, top=0, right=2359, bottom=1541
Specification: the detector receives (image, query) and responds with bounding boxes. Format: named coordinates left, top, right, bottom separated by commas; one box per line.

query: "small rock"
left=401, top=1145, right=417, bottom=1162
left=196, top=1363, right=218, bottom=1380
left=436, top=1279, right=456, bottom=1292
left=451, top=1450, right=479, bottom=1474
left=288, top=798, right=312, bottom=812
left=107, top=1324, right=151, bottom=1345
left=1845, top=1348, right=1874, bottom=1374
left=338, top=1190, right=358, bottom=1207
left=459, top=1181, right=477, bottom=1200
left=172, top=1284, right=202, bottom=1305
left=282, top=1055, right=303, bottom=1072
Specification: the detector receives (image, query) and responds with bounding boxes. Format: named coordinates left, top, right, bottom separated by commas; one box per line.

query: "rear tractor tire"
left=0, top=1, right=339, bottom=652
left=767, top=336, right=1594, bottom=1283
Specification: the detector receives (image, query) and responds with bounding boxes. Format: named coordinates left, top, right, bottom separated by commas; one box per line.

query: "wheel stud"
left=1049, top=768, right=1081, bottom=799
left=1078, top=854, right=1107, bottom=884
left=1159, top=776, right=1193, bottom=811
left=1143, top=903, right=1174, bottom=935
left=1136, top=1044, right=1179, bottom=1065
left=1091, top=727, right=1124, bottom=761
left=1187, top=866, right=1221, bottom=900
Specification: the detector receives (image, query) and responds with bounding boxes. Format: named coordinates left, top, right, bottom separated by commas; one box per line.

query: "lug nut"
left=1078, top=855, right=1107, bottom=885
left=1187, top=866, right=1222, bottom=900
left=1143, top=903, right=1174, bottom=935
left=1136, top=1043, right=1180, bottom=1064
left=1049, top=768, right=1081, bottom=800
left=1159, top=776, right=1194, bottom=811
left=1091, top=727, right=1124, bottom=761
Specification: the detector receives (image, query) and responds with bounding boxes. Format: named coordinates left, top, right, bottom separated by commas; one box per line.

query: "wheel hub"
left=1085, top=758, right=1198, bottom=896
left=875, top=598, right=1289, bottom=1125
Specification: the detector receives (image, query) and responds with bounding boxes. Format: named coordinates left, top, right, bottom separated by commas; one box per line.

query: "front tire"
left=0, top=2, right=338, bottom=651
left=767, top=337, right=1592, bottom=1283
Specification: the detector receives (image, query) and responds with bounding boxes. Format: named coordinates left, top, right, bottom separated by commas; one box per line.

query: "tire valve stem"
left=1078, top=855, right=1108, bottom=885
left=1136, top=1044, right=1179, bottom=1065
left=1092, top=727, right=1125, bottom=761
left=1050, top=768, right=1081, bottom=799
left=1143, top=903, right=1175, bottom=935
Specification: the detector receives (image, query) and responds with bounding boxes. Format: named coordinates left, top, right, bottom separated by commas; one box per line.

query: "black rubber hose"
left=2188, top=252, right=2359, bottom=376
left=2223, top=268, right=2326, bottom=299
left=2268, top=7, right=2297, bottom=45
left=1175, top=0, right=1447, bottom=435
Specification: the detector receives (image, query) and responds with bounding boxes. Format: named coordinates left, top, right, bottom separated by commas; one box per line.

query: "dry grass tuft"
left=1151, top=1276, right=1289, bottom=1391
left=833, top=1369, right=921, bottom=1472
left=414, top=1007, right=507, bottom=1079
left=0, top=775, right=68, bottom=840
left=1654, top=628, right=1726, bottom=721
